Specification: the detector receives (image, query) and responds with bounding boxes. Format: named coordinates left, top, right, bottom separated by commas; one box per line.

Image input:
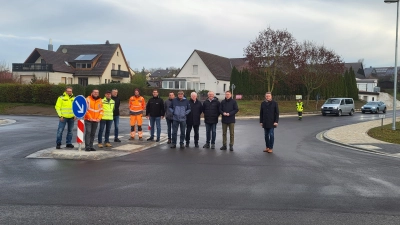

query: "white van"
left=321, top=98, right=355, bottom=116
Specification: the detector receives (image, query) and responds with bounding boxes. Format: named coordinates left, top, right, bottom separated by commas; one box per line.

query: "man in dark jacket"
left=164, top=91, right=175, bottom=144
left=259, top=92, right=279, bottom=153
left=146, top=89, right=165, bottom=142
left=169, top=91, right=191, bottom=149
left=219, top=91, right=239, bottom=151
left=202, top=91, right=220, bottom=149
left=111, top=89, right=121, bottom=142
left=185, top=92, right=202, bottom=148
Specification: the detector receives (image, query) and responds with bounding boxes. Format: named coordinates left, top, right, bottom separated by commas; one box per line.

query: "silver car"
left=361, top=101, right=386, bottom=114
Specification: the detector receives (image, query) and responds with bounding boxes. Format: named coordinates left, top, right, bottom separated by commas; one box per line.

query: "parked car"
left=361, top=101, right=386, bottom=114
left=321, top=98, right=355, bottom=116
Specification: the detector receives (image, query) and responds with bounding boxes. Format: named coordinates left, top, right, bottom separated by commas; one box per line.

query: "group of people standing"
left=55, top=87, right=280, bottom=153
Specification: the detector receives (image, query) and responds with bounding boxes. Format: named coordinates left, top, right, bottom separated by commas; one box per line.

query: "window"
left=179, top=81, right=186, bottom=89
left=340, top=99, right=345, bottom=105
left=61, top=77, right=66, bottom=84
left=76, top=63, right=81, bottom=68
left=82, top=64, right=87, bottom=69
left=117, top=51, right=119, bottom=56
left=69, top=78, right=73, bottom=84
left=193, top=65, right=198, bottom=75
left=87, top=64, right=92, bottom=68
left=118, top=65, right=121, bottom=70
left=223, top=84, right=226, bottom=92
left=105, top=79, right=107, bottom=84
left=175, top=81, right=179, bottom=89
left=200, top=83, right=205, bottom=90
left=108, top=79, right=110, bottom=83
left=162, top=81, right=168, bottom=89
left=345, top=99, right=353, bottom=104
left=112, top=63, right=115, bottom=70
left=78, top=78, right=88, bottom=86
left=169, top=81, right=173, bottom=89
left=41, top=59, right=45, bottom=64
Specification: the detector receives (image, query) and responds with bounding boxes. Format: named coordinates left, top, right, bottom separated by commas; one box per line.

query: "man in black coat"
left=111, top=89, right=121, bottom=142
left=146, top=89, right=165, bottom=142
left=259, top=92, right=279, bottom=153
left=164, top=91, right=175, bottom=144
left=185, top=92, right=202, bottom=148
left=219, top=91, right=239, bottom=151
left=202, top=91, right=220, bottom=149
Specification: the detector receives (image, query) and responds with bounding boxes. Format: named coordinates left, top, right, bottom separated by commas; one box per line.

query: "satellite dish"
left=62, top=48, right=68, bottom=53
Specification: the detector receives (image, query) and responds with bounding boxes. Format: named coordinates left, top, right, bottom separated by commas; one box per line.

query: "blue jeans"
left=98, top=120, right=113, bottom=143
left=150, top=116, right=161, bottom=140
left=113, top=115, right=119, bottom=139
left=172, top=120, right=186, bottom=145
left=264, top=128, right=275, bottom=149
left=166, top=118, right=173, bottom=140
left=56, top=118, right=74, bottom=145
left=205, top=123, right=217, bottom=145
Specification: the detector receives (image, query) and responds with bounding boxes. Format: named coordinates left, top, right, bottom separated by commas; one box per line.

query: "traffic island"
left=26, top=132, right=168, bottom=160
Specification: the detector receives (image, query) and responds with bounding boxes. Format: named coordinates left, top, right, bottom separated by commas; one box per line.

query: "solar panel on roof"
left=75, top=54, right=97, bottom=61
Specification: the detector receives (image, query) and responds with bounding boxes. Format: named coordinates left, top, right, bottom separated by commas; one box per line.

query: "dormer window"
left=76, top=63, right=92, bottom=69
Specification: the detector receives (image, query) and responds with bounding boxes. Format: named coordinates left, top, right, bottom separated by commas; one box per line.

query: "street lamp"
left=385, top=0, right=399, bottom=130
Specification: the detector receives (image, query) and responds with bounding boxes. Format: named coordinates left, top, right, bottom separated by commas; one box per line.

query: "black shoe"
left=56, top=145, right=61, bottom=149
left=211, top=144, right=215, bottom=149
left=90, top=148, right=96, bottom=151
left=195, top=143, right=199, bottom=148
left=220, top=145, right=227, bottom=150
left=171, top=145, right=176, bottom=148
left=147, top=138, right=154, bottom=141
left=180, top=144, right=185, bottom=149
left=85, top=147, right=91, bottom=152
left=203, top=144, right=210, bottom=148
left=185, top=143, right=189, bottom=147
left=114, top=138, right=121, bottom=142
left=156, top=139, right=160, bottom=142
left=229, top=145, right=234, bottom=151
left=167, top=139, right=171, bottom=144
left=66, top=144, right=74, bottom=148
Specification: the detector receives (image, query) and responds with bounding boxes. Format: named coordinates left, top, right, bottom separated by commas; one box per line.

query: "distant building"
left=12, top=40, right=132, bottom=85
left=344, top=62, right=365, bottom=79
left=163, top=50, right=247, bottom=95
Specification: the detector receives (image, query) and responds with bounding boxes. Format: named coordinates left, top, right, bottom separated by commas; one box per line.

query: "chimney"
left=105, top=40, right=110, bottom=45
left=48, top=38, right=53, bottom=51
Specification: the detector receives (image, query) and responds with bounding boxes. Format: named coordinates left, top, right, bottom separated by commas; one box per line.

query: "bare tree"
left=244, top=27, right=298, bottom=92
left=294, top=41, right=344, bottom=105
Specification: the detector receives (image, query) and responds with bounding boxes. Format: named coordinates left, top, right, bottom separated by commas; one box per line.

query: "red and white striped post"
left=77, top=119, right=84, bottom=151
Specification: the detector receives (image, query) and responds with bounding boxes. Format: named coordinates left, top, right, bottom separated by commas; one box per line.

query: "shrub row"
left=0, top=83, right=194, bottom=104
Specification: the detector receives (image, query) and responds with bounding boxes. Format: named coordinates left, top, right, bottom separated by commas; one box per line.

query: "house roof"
left=344, top=62, right=365, bottom=79
left=151, top=70, right=170, bottom=77
left=180, top=50, right=248, bottom=81
left=364, top=67, right=377, bottom=78
left=25, top=48, right=75, bottom=73
left=56, top=43, right=120, bottom=76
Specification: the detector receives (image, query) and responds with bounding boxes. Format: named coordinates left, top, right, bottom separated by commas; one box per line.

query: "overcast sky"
left=0, top=0, right=398, bottom=70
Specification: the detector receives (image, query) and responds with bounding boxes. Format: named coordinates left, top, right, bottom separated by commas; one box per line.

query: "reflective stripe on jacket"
left=84, top=95, right=103, bottom=120
left=296, top=102, right=304, bottom=112
left=129, top=95, right=146, bottom=115
left=55, top=92, right=75, bottom=118
left=102, top=97, right=115, bottom=120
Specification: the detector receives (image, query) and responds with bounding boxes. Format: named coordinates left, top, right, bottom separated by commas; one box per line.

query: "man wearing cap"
left=129, top=89, right=146, bottom=140
left=98, top=90, right=115, bottom=148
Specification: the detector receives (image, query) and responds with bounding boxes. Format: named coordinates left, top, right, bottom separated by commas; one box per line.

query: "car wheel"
left=349, top=109, right=354, bottom=116
left=362, top=111, right=365, bottom=114
left=383, top=108, right=386, bottom=114
left=337, top=110, right=342, bottom=117
left=375, top=110, right=378, bottom=114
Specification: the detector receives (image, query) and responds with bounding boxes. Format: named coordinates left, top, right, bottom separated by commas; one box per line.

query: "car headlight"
left=321, top=106, right=323, bottom=109
left=361, top=106, right=364, bottom=109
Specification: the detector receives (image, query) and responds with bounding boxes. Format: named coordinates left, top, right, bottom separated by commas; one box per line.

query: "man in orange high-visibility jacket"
left=129, top=88, right=146, bottom=140
left=84, top=89, right=103, bottom=151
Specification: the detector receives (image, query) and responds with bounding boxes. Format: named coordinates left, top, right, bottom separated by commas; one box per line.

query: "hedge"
left=0, top=83, right=193, bottom=104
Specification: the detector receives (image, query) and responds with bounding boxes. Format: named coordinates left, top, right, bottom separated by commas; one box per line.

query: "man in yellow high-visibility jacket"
left=55, top=86, right=75, bottom=149
left=296, top=99, right=304, bottom=121
left=98, top=90, right=115, bottom=148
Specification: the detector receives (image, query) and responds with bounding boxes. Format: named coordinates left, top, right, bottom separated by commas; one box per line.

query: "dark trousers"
left=185, top=124, right=199, bottom=144
left=166, top=119, right=173, bottom=140
left=222, top=123, right=235, bottom=146
left=264, top=128, right=275, bottom=149
left=205, top=123, right=217, bottom=145
left=113, top=115, right=119, bottom=139
left=172, top=120, right=186, bottom=145
left=56, top=118, right=74, bottom=145
left=85, top=120, right=99, bottom=148
left=98, top=120, right=113, bottom=143
left=298, top=112, right=303, bottom=118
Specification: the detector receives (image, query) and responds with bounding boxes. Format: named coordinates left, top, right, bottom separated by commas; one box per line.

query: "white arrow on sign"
left=75, top=101, right=85, bottom=113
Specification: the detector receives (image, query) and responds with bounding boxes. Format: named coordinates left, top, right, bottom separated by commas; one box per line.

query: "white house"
left=356, top=78, right=380, bottom=102
left=12, top=40, right=132, bottom=85
left=162, top=50, right=247, bottom=97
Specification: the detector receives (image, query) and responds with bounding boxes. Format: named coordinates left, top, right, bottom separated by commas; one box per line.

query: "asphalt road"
left=1, top=112, right=400, bottom=224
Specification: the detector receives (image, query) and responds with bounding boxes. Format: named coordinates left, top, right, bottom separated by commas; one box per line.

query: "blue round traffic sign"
left=72, top=95, right=88, bottom=118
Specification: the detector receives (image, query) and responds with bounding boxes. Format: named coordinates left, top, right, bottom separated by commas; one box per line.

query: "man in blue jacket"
left=169, top=91, right=191, bottom=149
